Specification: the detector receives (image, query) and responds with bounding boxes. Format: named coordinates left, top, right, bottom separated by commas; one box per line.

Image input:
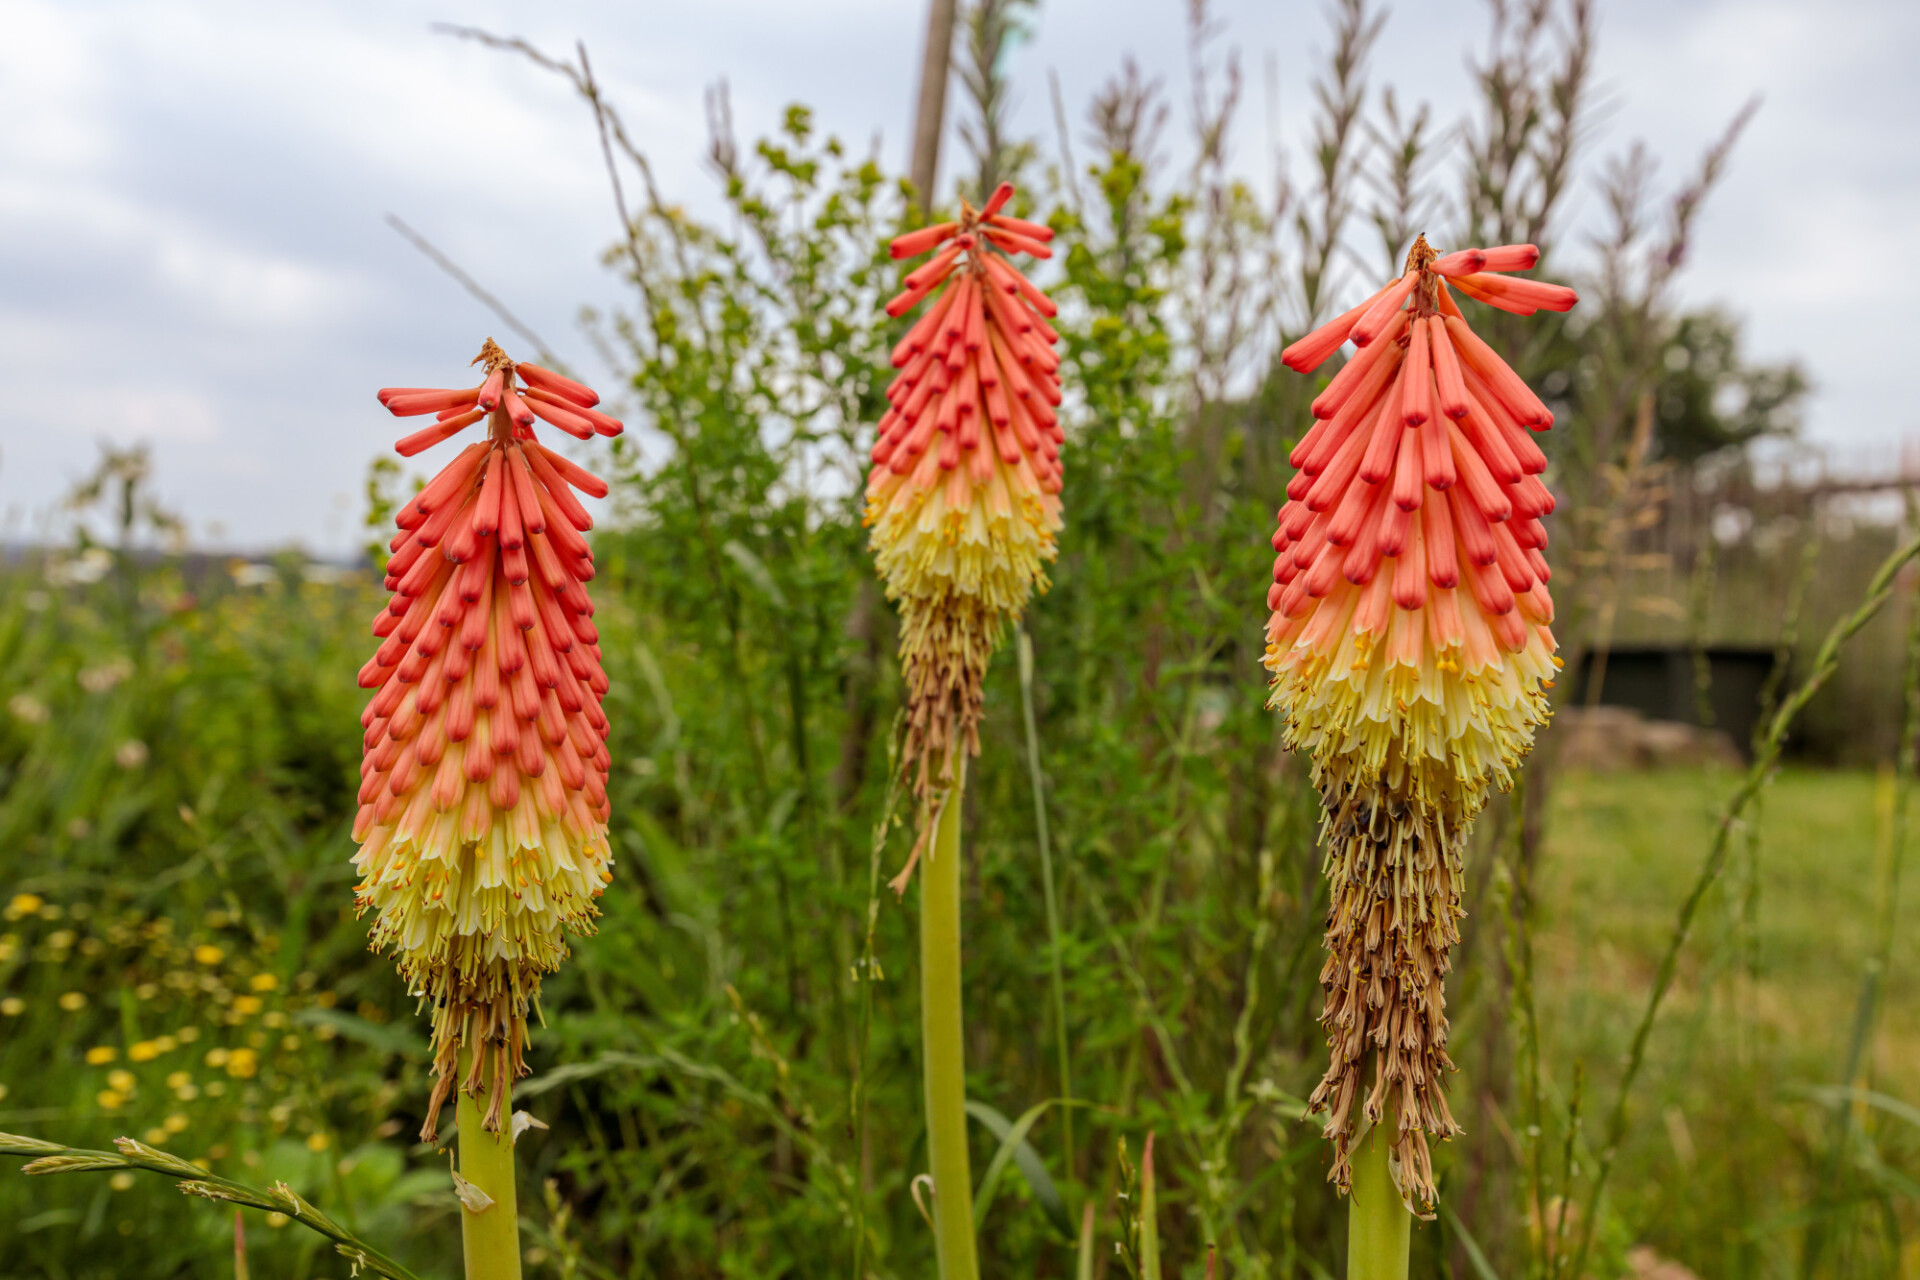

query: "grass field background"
left=1531, top=767, right=1919, bottom=1277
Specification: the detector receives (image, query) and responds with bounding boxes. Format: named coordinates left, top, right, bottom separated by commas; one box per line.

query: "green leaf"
left=290, top=1009, right=426, bottom=1060
left=965, top=1099, right=1077, bottom=1240
left=721, top=540, right=788, bottom=613
left=1803, top=1085, right=1920, bottom=1132
left=1439, top=1200, right=1503, bottom=1280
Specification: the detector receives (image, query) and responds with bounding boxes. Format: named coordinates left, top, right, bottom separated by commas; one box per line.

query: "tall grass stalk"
left=1139, top=1133, right=1161, bottom=1280
left=1017, top=628, right=1074, bottom=1179
left=1802, top=553, right=1920, bottom=1275
left=1493, top=785, right=1548, bottom=1276
left=922, top=772, right=979, bottom=1279
left=1568, top=531, right=1920, bottom=1278
left=0, top=1132, right=419, bottom=1280
left=1869, top=539, right=1920, bottom=1050
left=456, top=1053, right=521, bottom=1280
left=852, top=728, right=905, bottom=1279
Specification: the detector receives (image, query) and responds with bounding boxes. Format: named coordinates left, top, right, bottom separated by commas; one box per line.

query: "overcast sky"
left=4, top=0, right=1914, bottom=552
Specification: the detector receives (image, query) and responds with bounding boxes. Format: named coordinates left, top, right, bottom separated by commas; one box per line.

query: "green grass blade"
left=1139, top=1134, right=1160, bottom=1280
left=966, top=1099, right=1076, bottom=1240
left=1438, top=1201, right=1503, bottom=1280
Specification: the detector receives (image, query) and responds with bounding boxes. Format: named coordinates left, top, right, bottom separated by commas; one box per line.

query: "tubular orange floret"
left=1350, top=272, right=1419, bottom=347
left=985, top=212, right=1053, bottom=241
left=1266, top=234, right=1568, bottom=1217
left=1450, top=272, right=1579, bottom=316
left=981, top=226, right=1053, bottom=259
left=890, top=221, right=961, bottom=260
left=357, top=337, right=616, bottom=1140
left=1401, top=318, right=1434, bottom=427
left=381, top=388, right=481, bottom=417
left=515, top=362, right=600, bottom=408
left=1430, top=243, right=1539, bottom=276
left=864, top=184, right=1063, bottom=864
left=397, top=408, right=487, bottom=457
left=1282, top=280, right=1398, bottom=374
left=1428, top=317, right=1472, bottom=420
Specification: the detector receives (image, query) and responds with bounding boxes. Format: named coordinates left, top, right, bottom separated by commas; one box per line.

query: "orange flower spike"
left=864, top=184, right=1063, bottom=811
left=359, top=338, right=619, bottom=1141
left=1264, top=235, right=1573, bottom=1215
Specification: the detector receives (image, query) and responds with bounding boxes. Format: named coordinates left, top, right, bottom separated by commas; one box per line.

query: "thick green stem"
left=922, top=773, right=979, bottom=1280
left=458, top=1054, right=522, bottom=1280
left=1347, top=1125, right=1409, bottom=1280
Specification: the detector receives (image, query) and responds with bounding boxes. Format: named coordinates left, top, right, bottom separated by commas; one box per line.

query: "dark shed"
left=1570, top=646, right=1781, bottom=757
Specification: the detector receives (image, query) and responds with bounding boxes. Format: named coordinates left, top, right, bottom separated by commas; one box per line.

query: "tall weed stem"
left=1018, top=628, right=1075, bottom=1179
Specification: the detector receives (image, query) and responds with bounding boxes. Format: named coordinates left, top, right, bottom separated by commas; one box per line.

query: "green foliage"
left=1651, top=310, right=1809, bottom=464
left=0, top=557, right=445, bottom=1278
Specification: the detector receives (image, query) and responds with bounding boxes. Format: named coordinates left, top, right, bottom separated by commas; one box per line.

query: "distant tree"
left=1650, top=309, right=1809, bottom=464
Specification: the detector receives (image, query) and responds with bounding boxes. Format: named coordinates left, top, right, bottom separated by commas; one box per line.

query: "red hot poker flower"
left=1267, top=236, right=1574, bottom=1214
left=865, top=182, right=1064, bottom=866
left=357, top=338, right=620, bottom=1138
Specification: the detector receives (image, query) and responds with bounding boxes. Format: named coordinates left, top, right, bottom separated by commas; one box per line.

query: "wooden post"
left=909, top=0, right=960, bottom=213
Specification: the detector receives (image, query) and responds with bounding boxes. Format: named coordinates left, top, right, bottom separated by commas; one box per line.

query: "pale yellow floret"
left=1265, top=595, right=1556, bottom=805
left=865, top=440, right=1062, bottom=799
left=864, top=451, right=1061, bottom=616
left=353, top=791, right=611, bottom=983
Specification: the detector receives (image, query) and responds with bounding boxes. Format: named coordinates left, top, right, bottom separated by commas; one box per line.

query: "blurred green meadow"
left=5, top=1, right=1920, bottom=1276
